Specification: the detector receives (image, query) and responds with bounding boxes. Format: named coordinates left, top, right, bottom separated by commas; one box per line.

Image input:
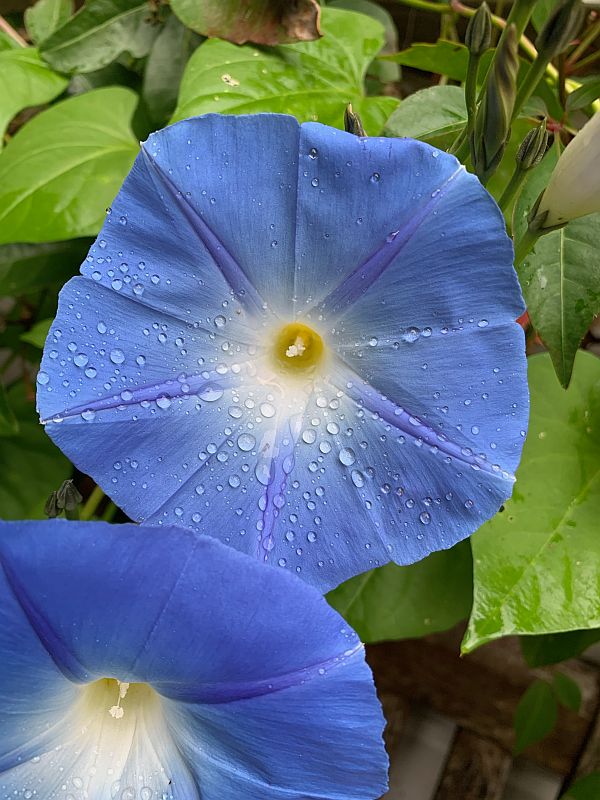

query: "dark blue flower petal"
left=0, top=520, right=387, bottom=798
left=39, top=114, right=528, bottom=591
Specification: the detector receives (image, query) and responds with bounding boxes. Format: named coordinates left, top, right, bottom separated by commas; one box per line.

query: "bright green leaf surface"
left=463, top=352, right=600, bottom=652
left=514, top=150, right=600, bottom=388
left=514, top=680, right=558, bottom=754
left=0, top=240, right=89, bottom=295
left=170, top=0, right=320, bottom=45
left=328, top=541, right=473, bottom=642
left=0, top=31, right=20, bottom=52
left=384, top=85, right=466, bottom=141
left=25, top=0, right=73, bottom=44
left=40, top=0, right=158, bottom=74
left=562, top=773, right=600, bottom=799
left=0, top=48, right=68, bottom=144
left=0, top=384, right=70, bottom=518
left=566, top=79, right=600, bottom=113
left=172, top=8, right=398, bottom=134
left=552, top=672, right=581, bottom=712
left=0, top=87, right=138, bottom=244
left=383, top=41, right=489, bottom=81
left=329, top=0, right=400, bottom=83
left=21, top=319, right=52, bottom=349
left=521, top=628, right=600, bottom=666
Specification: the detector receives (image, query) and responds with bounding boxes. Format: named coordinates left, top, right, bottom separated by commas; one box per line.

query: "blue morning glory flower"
left=37, top=114, right=528, bottom=592
left=0, top=519, right=387, bottom=799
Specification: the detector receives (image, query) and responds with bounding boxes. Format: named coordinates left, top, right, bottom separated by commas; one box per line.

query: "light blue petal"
left=82, top=113, right=299, bottom=321
left=39, top=115, right=528, bottom=591
left=167, top=666, right=387, bottom=800
left=0, top=559, right=76, bottom=772
left=0, top=520, right=387, bottom=799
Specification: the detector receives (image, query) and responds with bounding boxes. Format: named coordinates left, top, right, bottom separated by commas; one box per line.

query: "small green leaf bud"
left=516, top=119, right=549, bottom=171
left=44, top=491, right=59, bottom=519
left=536, top=0, right=586, bottom=58
left=471, top=24, right=519, bottom=183
left=56, top=479, right=83, bottom=511
left=344, top=104, right=366, bottom=137
left=466, top=2, right=492, bottom=57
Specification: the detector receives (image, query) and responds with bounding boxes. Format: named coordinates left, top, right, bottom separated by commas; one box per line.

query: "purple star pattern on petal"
left=37, top=113, right=528, bottom=591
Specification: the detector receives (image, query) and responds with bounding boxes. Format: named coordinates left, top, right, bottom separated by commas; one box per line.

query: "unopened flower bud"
left=516, top=119, right=549, bottom=170
left=534, top=111, right=600, bottom=228
left=344, top=104, right=366, bottom=137
left=466, top=2, right=492, bottom=57
left=536, top=0, right=586, bottom=57
left=44, top=491, right=59, bottom=518
left=56, top=479, right=83, bottom=511
left=471, top=24, right=519, bottom=182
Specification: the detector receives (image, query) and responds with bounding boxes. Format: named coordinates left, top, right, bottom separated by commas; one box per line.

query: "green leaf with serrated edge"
left=21, top=319, right=52, bottom=349
left=25, top=0, right=73, bottom=45
left=327, top=541, right=472, bottom=642
left=0, top=48, right=68, bottom=145
left=463, top=352, right=600, bottom=653
left=384, top=85, right=466, bottom=141
left=514, top=680, right=558, bottom=754
left=514, top=147, right=600, bottom=388
left=566, top=79, right=600, bottom=112
left=40, top=0, right=158, bottom=74
left=552, top=673, right=581, bottom=712
left=142, top=13, right=201, bottom=126
left=521, top=629, right=600, bottom=667
left=0, top=384, right=19, bottom=437
left=562, top=773, right=600, bottom=799
left=172, top=8, right=398, bottom=135
left=0, top=383, right=70, bottom=518
left=0, top=87, right=138, bottom=245
left=0, top=240, right=90, bottom=295
left=170, top=0, right=320, bottom=45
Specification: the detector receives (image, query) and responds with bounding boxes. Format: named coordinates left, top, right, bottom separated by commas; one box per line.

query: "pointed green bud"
left=466, top=2, right=492, bottom=57
left=44, top=491, right=59, bottom=519
left=516, top=119, right=549, bottom=170
left=471, top=24, right=519, bottom=183
left=344, top=104, right=366, bottom=137
left=56, top=479, right=83, bottom=511
left=536, top=0, right=586, bottom=58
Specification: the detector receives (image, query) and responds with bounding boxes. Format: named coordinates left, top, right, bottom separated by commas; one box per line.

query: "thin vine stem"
left=0, top=15, right=27, bottom=47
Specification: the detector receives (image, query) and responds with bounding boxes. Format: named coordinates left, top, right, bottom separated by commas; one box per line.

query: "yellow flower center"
left=273, top=322, right=324, bottom=373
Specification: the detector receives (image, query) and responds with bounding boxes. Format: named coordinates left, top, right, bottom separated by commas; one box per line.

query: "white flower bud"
left=536, top=112, right=600, bottom=227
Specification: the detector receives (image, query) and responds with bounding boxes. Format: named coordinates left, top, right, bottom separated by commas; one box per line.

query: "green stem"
left=465, top=54, right=480, bottom=134
left=0, top=15, right=27, bottom=47
left=513, top=55, right=550, bottom=120
left=65, top=507, right=80, bottom=521
left=567, top=17, right=600, bottom=66
left=498, top=165, right=526, bottom=211
left=573, top=48, right=600, bottom=72
left=513, top=225, right=541, bottom=266
left=389, top=0, right=452, bottom=13
left=80, top=484, right=105, bottom=521
left=101, top=502, right=118, bottom=522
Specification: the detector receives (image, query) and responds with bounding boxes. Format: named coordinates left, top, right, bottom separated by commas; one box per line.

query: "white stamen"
left=286, top=336, right=306, bottom=358
left=108, top=680, right=130, bottom=719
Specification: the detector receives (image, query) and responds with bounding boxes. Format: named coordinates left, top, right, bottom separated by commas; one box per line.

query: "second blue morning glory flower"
left=38, top=113, right=528, bottom=591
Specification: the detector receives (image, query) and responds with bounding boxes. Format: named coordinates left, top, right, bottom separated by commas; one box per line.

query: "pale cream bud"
left=536, top=112, right=600, bottom=227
